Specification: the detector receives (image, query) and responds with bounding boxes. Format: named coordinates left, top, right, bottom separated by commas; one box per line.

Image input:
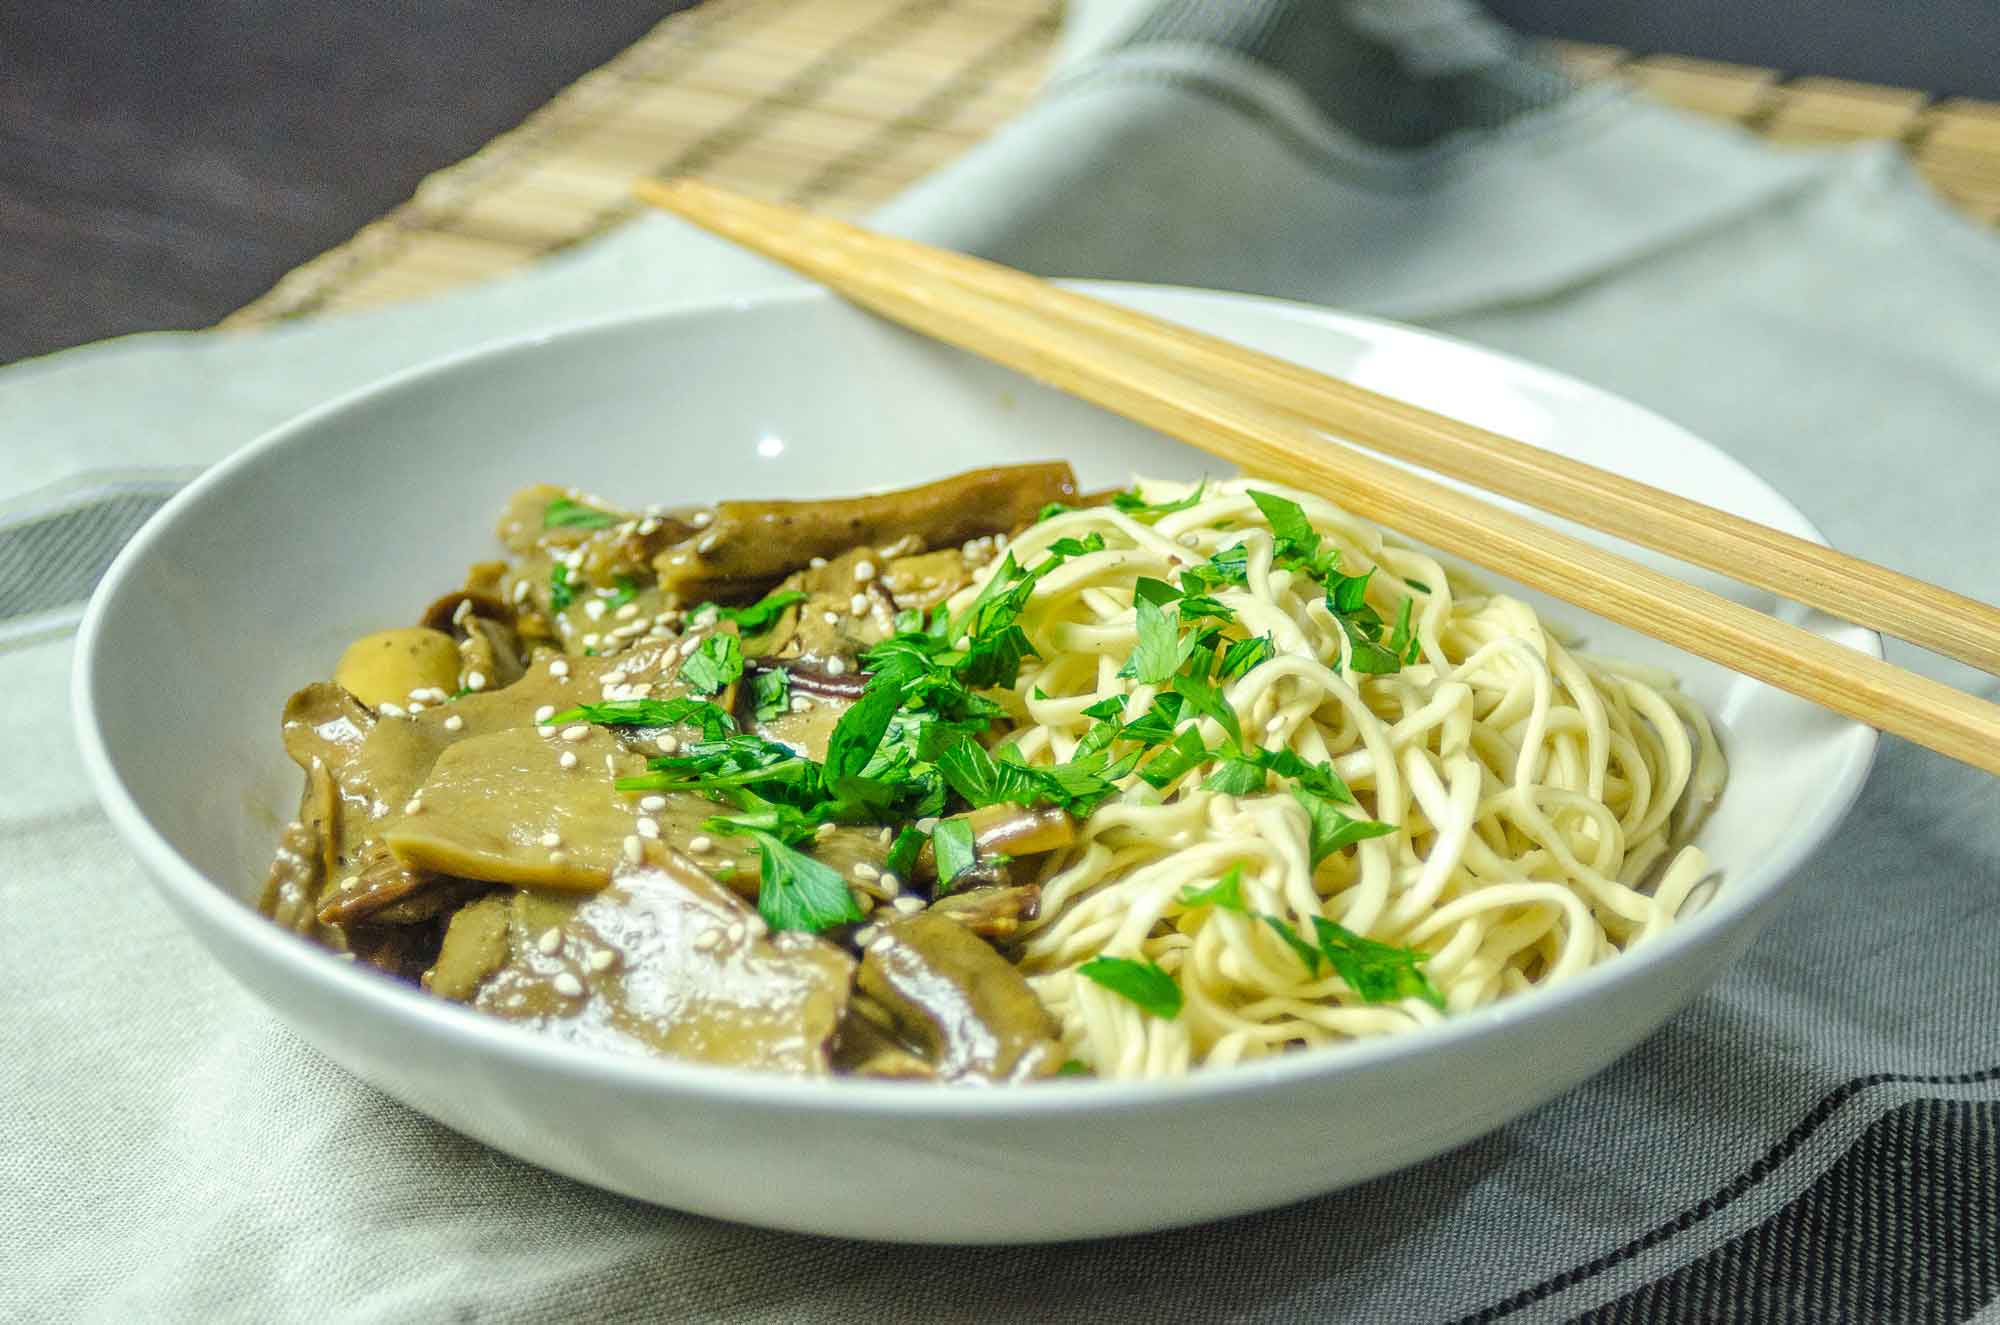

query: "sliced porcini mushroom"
left=383, top=726, right=651, bottom=891
left=316, top=840, right=441, bottom=926
left=418, top=588, right=510, bottom=636
left=652, top=462, right=1079, bottom=602
left=916, top=804, right=1076, bottom=882
left=856, top=913, right=1063, bottom=1083
left=473, top=852, right=856, bottom=1074
left=879, top=547, right=974, bottom=611
left=925, top=884, right=1042, bottom=941
left=423, top=894, right=514, bottom=1001
left=334, top=627, right=461, bottom=710
left=459, top=615, right=527, bottom=691
left=832, top=996, right=939, bottom=1081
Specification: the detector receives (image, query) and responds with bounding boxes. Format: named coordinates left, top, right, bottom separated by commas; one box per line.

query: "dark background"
left=3, top=1, right=1994, bottom=367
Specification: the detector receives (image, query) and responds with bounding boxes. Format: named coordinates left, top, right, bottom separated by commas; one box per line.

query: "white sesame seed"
left=687, top=833, right=713, bottom=853
left=849, top=593, right=870, bottom=615
left=605, top=754, right=618, bottom=775
left=656, top=735, right=679, bottom=755
left=789, top=696, right=811, bottom=713
left=549, top=659, right=570, bottom=679
left=916, top=816, right=939, bottom=833
left=540, top=831, right=563, bottom=848
left=536, top=725, right=556, bottom=739
left=892, top=896, right=926, bottom=915
left=808, top=555, right=828, bottom=569
left=868, top=934, right=895, bottom=953
left=693, top=929, right=721, bottom=952
left=339, top=875, right=360, bottom=891
left=852, top=862, right=882, bottom=882
left=561, top=724, right=591, bottom=742
left=466, top=671, right=487, bottom=691
left=854, top=924, right=881, bottom=946
left=638, top=517, right=660, bottom=536
left=877, top=827, right=893, bottom=846
left=615, top=603, right=639, bottom=621
left=824, top=657, right=847, bottom=677
left=588, top=949, right=616, bottom=973
left=695, top=533, right=719, bottom=554
left=378, top=702, right=406, bottom=719
left=534, top=705, right=556, bottom=723
left=548, top=849, right=570, bottom=865
left=611, top=622, right=646, bottom=640
left=880, top=871, right=902, bottom=895
left=552, top=972, right=584, bottom=997
left=582, top=633, right=601, bottom=649
left=452, top=598, right=473, bottom=626
left=602, top=670, right=627, bottom=686
left=558, top=751, right=578, bottom=770
left=407, top=701, right=426, bottom=714
left=853, top=560, right=876, bottom=581
left=822, top=611, right=840, bottom=626
left=622, top=834, right=643, bottom=863
left=636, top=817, right=661, bottom=839
left=404, top=797, right=423, bottom=814
left=1265, top=715, right=1286, bottom=734
left=1179, top=532, right=1201, bottom=547
left=536, top=927, right=562, bottom=955
left=639, top=794, right=666, bottom=812
left=726, top=921, right=747, bottom=945
left=513, top=580, right=531, bottom=604
left=444, top=714, right=464, bottom=733
left=689, top=510, right=714, bottom=529
left=814, top=821, right=837, bottom=841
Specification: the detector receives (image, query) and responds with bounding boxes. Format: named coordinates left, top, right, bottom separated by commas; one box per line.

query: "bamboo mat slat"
left=224, top=4, right=2000, bottom=327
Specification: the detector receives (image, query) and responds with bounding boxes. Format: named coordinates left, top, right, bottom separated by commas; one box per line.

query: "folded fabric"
left=5, top=2, right=1998, bottom=1321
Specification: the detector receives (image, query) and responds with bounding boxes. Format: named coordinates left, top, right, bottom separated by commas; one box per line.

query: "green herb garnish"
left=543, top=497, right=618, bottom=530
left=698, top=589, right=808, bottom=637
left=1177, top=864, right=1247, bottom=912
left=548, top=563, right=575, bottom=613
left=932, top=817, right=977, bottom=890
left=1291, top=787, right=1395, bottom=866
left=1078, top=955, right=1184, bottom=1019
left=738, top=828, right=863, bottom=933
left=550, top=697, right=737, bottom=738
left=751, top=668, right=791, bottom=722
left=1310, top=916, right=1445, bottom=1008
left=1111, top=481, right=1206, bottom=524
left=679, top=633, right=744, bottom=695
left=604, top=574, right=642, bottom=612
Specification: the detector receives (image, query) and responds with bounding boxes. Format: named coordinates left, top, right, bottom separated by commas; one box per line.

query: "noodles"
left=954, top=477, right=1726, bottom=1081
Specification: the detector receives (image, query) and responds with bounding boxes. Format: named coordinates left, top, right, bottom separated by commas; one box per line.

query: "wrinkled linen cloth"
left=5, top=2, right=1999, bottom=1321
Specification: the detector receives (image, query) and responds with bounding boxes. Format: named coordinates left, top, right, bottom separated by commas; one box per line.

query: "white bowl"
left=73, top=284, right=1878, bottom=1243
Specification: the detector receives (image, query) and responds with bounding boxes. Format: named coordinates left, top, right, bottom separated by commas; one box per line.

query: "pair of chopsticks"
left=636, top=178, right=2000, bottom=777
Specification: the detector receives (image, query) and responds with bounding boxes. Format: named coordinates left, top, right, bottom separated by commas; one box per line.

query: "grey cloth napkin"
left=6, top=1, right=1999, bottom=1321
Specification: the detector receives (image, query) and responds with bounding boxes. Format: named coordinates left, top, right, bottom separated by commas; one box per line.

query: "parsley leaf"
left=751, top=668, right=790, bottom=722
left=1179, top=542, right=1250, bottom=595
left=1129, top=594, right=1181, bottom=685
left=740, top=829, right=863, bottom=933
left=548, top=563, right=575, bottom=613
left=679, top=634, right=744, bottom=695
left=1178, top=864, right=1246, bottom=912
left=550, top=697, right=737, bottom=738
left=825, top=681, right=901, bottom=785
left=884, top=826, right=925, bottom=881
left=1309, top=916, right=1446, bottom=1008
left=701, top=589, right=807, bottom=637
left=1111, top=481, right=1206, bottom=524
left=1036, top=501, right=1075, bottom=521
left=1218, top=634, right=1275, bottom=680
left=1078, top=955, right=1183, bottom=1019
left=1203, top=757, right=1270, bottom=795
left=1291, top=787, right=1396, bottom=866
left=1168, top=670, right=1243, bottom=748
left=604, top=574, right=642, bottom=612
left=932, top=817, right=976, bottom=890
left=1262, top=914, right=1325, bottom=976
left=1389, top=597, right=1420, bottom=665
left=543, top=497, right=618, bottom=530
left=937, top=740, right=1044, bottom=808
left=1138, top=727, right=1214, bottom=789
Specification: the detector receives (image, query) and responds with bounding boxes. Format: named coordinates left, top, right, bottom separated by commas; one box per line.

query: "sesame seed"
left=611, top=622, right=646, bottom=640
left=1179, top=532, right=1201, bottom=547
left=853, top=560, right=876, bottom=581
left=339, top=875, right=360, bottom=891
left=404, top=797, right=423, bottom=814
left=916, top=816, right=939, bottom=833
left=582, top=633, right=602, bottom=649
left=638, top=517, right=659, bottom=536
left=824, top=657, right=847, bottom=677
left=878, top=827, right=894, bottom=846
left=636, top=817, right=661, bottom=839
left=822, top=611, right=840, bottom=626
left=615, top=603, right=639, bottom=621
left=536, top=725, right=556, bottom=739
left=534, top=705, right=556, bottom=723
left=854, top=924, right=881, bottom=946
left=558, top=751, right=578, bottom=770
left=549, top=659, right=571, bottom=679
left=452, top=598, right=473, bottom=626
left=868, top=933, right=895, bottom=953
left=513, top=580, right=531, bottom=604
left=605, top=754, right=618, bottom=775
left=623, top=835, right=643, bottom=863
left=808, top=556, right=828, bottom=569
left=688, top=833, right=713, bottom=853
left=892, top=896, right=926, bottom=915
left=880, top=871, right=902, bottom=895
left=378, top=702, right=406, bottom=719
left=561, top=724, right=591, bottom=742
left=849, top=593, right=870, bottom=615
left=1264, top=715, right=1286, bottom=734
left=548, top=849, right=570, bottom=864
left=639, top=794, right=666, bottom=812
left=726, top=921, right=747, bottom=945
left=602, top=670, right=627, bottom=686
left=588, top=949, right=616, bottom=973
left=536, top=927, right=562, bottom=955
left=407, top=702, right=426, bottom=714
left=814, top=821, right=837, bottom=841
left=444, top=714, right=464, bottom=733
left=466, top=671, right=487, bottom=691
left=852, top=862, right=882, bottom=881
left=790, top=696, right=811, bottom=713
left=552, top=972, right=584, bottom=997
left=695, top=533, right=719, bottom=554
left=656, top=735, right=679, bottom=755
left=540, top=831, right=563, bottom=848
left=689, top=510, right=715, bottom=529
left=693, top=930, right=721, bottom=952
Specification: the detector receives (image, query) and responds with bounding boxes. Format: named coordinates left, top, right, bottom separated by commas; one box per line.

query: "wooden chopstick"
left=636, top=178, right=2000, bottom=776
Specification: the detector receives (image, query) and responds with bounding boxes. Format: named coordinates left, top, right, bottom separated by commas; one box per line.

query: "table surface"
left=0, top=1, right=692, bottom=366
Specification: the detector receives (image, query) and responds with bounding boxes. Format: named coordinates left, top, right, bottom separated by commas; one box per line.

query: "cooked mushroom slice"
left=925, top=884, right=1041, bottom=941
left=317, top=840, right=441, bottom=926
left=474, top=852, right=856, bottom=1074
left=384, top=726, right=651, bottom=891
left=424, top=894, right=513, bottom=1001
left=418, top=588, right=509, bottom=636
left=334, top=627, right=461, bottom=710
left=831, top=995, right=939, bottom=1081
left=915, top=805, right=1075, bottom=884
left=458, top=616, right=528, bottom=691
left=856, top=914, right=1064, bottom=1083
left=652, top=462, right=1079, bottom=601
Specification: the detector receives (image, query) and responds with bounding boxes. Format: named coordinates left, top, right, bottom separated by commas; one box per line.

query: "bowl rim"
left=71, top=280, right=1881, bottom=1118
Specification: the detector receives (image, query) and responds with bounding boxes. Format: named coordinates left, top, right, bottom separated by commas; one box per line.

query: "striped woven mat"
left=223, top=0, right=2000, bottom=327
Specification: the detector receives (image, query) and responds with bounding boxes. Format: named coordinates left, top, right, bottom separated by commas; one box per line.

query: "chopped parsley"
left=698, top=589, right=807, bottom=637
left=679, top=634, right=744, bottom=695
left=604, top=574, right=642, bottom=612
left=1111, top=481, right=1206, bottom=525
left=1078, top=955, right=1183, bottom=1019
left=750, top=668, right=791, bottom=722
left=1177, top=864, right=1246, bottom=912
left=550, top=697, right=736, bottom=738
left=931, top=817, right=976, bottom=890
left=1217, top=634, right=1274, bottom=680
left=1259, top=913, right=1444, bottom=1008
left=1291, top=786, right=1395, bottom=866
left=548, top=563, right=575, bottom=613
left=542, top=496, right=618, bottom=530
left=738, top=828, right=863, bottom=933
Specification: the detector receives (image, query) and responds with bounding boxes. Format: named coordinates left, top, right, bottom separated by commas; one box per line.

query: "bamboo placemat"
left=223, top=1, right=2000, bottom=328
